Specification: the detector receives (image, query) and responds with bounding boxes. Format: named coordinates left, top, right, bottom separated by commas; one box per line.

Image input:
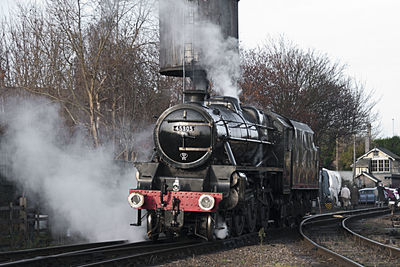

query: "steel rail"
left=342, top=209, right=400, bottom=258
left=0, top=232, right=258, bottom=267
left=299, top=207, right=388, bottom=267
left=0, top=239, right=203, bottom=266
left=77, top=233, right=258, bottom=267
left=0, top=240, right=127, bottom=263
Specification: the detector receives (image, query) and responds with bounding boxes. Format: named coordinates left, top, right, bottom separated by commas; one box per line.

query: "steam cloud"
left=214, top=215, right=229, bottom=239
left=0, top=0, right=240, bottom=243
left=0, top=97, right=146, bottom=242
left=198, top=22, right=242, bottom=98
left=159, top=0, right=241, bottom=98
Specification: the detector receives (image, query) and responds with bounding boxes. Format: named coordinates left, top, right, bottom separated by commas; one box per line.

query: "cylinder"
left=159, top=0, right=239, bottom=77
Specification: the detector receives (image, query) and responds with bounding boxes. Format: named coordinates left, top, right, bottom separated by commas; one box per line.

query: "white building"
left=354, top=147, right=400, bottom=188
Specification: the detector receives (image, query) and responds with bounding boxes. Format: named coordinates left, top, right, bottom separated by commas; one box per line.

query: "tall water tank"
left=159, top=0, right=239, bottom=78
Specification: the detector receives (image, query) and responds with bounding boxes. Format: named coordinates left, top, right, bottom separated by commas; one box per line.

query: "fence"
left=0, top=197, right=50, bottom=250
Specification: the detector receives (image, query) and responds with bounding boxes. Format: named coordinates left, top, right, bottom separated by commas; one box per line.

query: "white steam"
left=0, top=97, right=146, bottom=242
left=132, top=125, right=155, bottom=162
left=214, top=215, right=229, bottom=239
left=198, top=22, right=241, bottom=98
left=159, top=0, right=241, bottom=98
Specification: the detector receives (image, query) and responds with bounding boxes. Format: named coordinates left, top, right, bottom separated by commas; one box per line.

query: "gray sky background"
left=1, top=0, right=399, bottom=138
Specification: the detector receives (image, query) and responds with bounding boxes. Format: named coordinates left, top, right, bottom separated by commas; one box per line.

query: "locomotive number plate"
left=173, top=125, right=195, bottom=132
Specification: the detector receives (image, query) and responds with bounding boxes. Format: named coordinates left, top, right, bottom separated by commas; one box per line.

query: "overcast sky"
left=239, top=0, right=400, bottom=138
left=1, top=0, right=399, bottom=138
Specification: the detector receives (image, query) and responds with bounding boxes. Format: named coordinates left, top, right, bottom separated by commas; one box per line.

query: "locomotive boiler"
left=128, top=0, right=319, bottom=240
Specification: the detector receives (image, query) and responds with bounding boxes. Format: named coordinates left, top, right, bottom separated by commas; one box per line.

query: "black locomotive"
left=128, top=0, right=319, bottom=240
left=128, top=91, right=319, bottom=240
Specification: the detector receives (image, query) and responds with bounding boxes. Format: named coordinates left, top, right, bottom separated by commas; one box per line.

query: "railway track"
left=0, top=233, right=258, bottom=266
left=348, top=211, right=400, bottom=249
left=5, top=208, right=396, bottom=266
left=300, top=207, right=400, bottom=266
left=0, top=240, right=127, bottom=263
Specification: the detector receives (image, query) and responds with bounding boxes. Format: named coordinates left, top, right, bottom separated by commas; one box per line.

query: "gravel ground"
left=156, top=210, right=400, bottom=266
left=157, top=233, right=326, bottom=267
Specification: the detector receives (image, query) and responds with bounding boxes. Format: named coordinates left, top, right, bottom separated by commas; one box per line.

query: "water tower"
left=159, top=0, right=239, bottom=102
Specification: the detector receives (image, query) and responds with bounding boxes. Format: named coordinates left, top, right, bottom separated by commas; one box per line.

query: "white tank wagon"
left=320, top=168, right=342, bottom=206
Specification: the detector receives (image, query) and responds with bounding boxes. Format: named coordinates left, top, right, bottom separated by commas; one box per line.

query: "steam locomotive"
left=128, top=91, right=319, bottom=240
left=128, top=0, right=319, bottom=241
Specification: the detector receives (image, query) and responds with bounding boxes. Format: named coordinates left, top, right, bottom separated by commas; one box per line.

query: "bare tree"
left=0, top=0, right=176, bottom=156
left=240, top=38, right=377, bottom=167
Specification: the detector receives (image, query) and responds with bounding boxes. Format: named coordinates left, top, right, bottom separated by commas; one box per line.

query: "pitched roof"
left=355, top=171, right=382, bottom=183
left=377, top=147, right=400, bottom=160
left=357, top=147, right=400, bottom=161
left=355, top=158, right=370, bottom=167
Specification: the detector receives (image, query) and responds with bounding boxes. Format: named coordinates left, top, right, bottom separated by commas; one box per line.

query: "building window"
left=371, top=159, right=390, bottom=173
left=373, top=151, right=379, bottom=157
left=379, top=160, right=384, bottom=171
left=371, top=160, right=377, bottom=172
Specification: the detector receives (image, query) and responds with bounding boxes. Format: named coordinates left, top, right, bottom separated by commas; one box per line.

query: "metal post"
left=365, top=123, right=371, bottom=153
left=393, top=118, right=395, bottom=137
left=9, top=202, right=13, bottom=245
left=36, top=209, right=40, bottom=235
left=336, top=138, right=339, bottom=171
left=353, top=135, right=356, bottom=182
left=19, top=197, right=27, bottom=242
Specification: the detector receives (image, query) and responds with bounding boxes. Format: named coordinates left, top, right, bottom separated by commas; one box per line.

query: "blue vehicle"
left=358, top=188, right=376, bottom=204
